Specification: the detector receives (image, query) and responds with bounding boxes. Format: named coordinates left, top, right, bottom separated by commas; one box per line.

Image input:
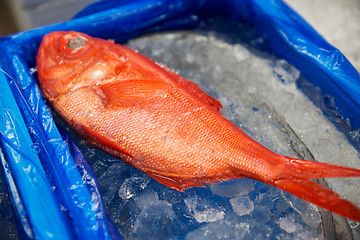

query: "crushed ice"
left=184, top=195, right=225, bottom=223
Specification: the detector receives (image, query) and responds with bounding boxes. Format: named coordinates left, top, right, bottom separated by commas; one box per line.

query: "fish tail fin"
left=283, top=157, right=360, bottom=179
left=270, top=157, right=360, bottom=222
left=272, top=178, right=360, bottom=222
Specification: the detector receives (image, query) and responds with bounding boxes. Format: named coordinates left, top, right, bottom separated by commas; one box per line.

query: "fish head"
left=36, top=31, right=127, bottom=99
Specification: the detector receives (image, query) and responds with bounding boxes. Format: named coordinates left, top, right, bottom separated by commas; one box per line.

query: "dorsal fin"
left=165, top=69, right=223, bottom=112
left=182, top=79, right=223, bottom=112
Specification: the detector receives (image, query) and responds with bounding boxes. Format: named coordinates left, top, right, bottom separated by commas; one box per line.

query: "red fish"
left=37, top=31, right=360, bottom=222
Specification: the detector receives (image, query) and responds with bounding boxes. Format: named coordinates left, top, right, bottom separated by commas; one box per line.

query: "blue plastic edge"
left=0, top=64, right=73, bottom=239
left=10, top=52, right=121, bottom=240
left=0, top=0, right=359, bottom=239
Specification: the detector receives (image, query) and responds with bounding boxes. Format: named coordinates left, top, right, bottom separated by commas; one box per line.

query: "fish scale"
left=37, top=31, right=360, bottom=222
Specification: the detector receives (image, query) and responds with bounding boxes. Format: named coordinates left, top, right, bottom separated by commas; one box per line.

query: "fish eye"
left=67, top=35, right=88, bottom=50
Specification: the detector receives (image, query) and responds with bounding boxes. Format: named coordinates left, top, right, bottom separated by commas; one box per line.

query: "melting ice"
left=73, top=29, right=360, bottom=239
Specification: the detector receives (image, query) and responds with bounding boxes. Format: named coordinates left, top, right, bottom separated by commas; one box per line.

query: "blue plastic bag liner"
left=0, top=0, right=359, bottom=239
left=0, top=69, right=73, bottom=239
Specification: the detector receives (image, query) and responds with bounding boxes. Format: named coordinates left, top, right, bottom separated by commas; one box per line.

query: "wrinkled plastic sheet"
left=0, top=0, right=359, bottom=239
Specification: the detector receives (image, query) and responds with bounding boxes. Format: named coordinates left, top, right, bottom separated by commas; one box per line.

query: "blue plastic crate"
left=0, top=0, right=359, bottom=239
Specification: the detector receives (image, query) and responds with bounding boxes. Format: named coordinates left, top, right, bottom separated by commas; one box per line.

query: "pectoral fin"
left=99, top=79, right=171, bottom=107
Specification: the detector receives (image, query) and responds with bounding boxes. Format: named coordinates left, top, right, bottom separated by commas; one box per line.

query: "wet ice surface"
left=67, top=29, right=360, bottom=239
left=89, top=156, right=323, bottom=240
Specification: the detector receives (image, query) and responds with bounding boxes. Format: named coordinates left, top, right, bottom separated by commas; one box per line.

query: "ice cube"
left=273, top=59, right=300, bottom=85
left=230, top=195, right=254, bottom=216
left=132, top=200, right=175, bottom=240
left=184, top=195, right=225, bottom=223
left=210, top=178, right=255, bottom=197
left=118, top=174, right=151, bottom=200
left=185, top=216, right=251, bottom=240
